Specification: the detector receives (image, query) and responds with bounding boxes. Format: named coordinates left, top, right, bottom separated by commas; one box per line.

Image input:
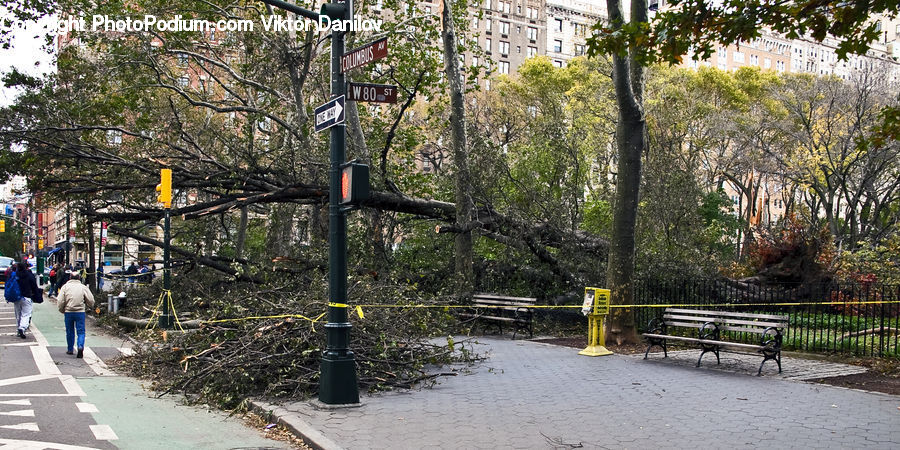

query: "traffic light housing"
left=340, top=162, right=370, bottom=206
left=156, top=168, right=172, bottom=208
left=0, top=220, right=5, bottom=232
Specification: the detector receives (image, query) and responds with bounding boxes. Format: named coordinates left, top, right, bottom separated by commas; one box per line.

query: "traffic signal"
left=156, top=168, right=172, bottom=208
left=340, top=162, right=370, bottom=205
left=0, top=220, right=5, bottom=232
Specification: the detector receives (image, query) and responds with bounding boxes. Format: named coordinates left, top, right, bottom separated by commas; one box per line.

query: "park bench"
left=642, top=308, right=789, bottom=376
left=459, top=294, right=536, bottom=339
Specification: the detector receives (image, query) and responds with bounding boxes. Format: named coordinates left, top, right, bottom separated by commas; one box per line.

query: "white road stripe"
left=81, top=347, right=114, bottom=377
left=0, top=374, right=57, bottom=387
left=89, top=424, right=118, bottom=440
left=76, top=402, right=99, bottom=413
left=0, top=409, right=35, bottom=417
left=0, top=438, right=102, bottom=449
left=0, top=422, right=39, bottom=431
left=59, top=375, right=86, bottom=397
left=29, top=324, right=49, bottom=347
left=0, top=393, right=82, bottom=397
left=0, top=399, right=30, bottom=406
left=30, top=345, right=61, bottom=376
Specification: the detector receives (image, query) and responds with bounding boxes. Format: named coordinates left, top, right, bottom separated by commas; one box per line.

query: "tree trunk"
left=604, top=0, right=647, bottom=345
left=442, top=0, right=474, bottom=295
left=235, top=205, right=248, bottom=260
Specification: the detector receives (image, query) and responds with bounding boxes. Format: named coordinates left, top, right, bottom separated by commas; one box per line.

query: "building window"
left=472, top=56, right=479, bottom=67
left=485, top=79, right=491, bottom=91
left=527, top=46, right=537, bottom=57
left=472, top=17, right=478, bottom=29
left=750, top=54, right=758, bottom=65
left=554, top=60, right=563, bottom=67
left=516, top=45, right=521, bottom=54
left=574, top=44, right=585, bottom=56
left=178, top=76, right=190, bottom=88
left=764, top=57, right=771, bottom=69
left=526, top=7, right=537, bottom=19
left=733, top=51, right=744, bottom=63
left=574, top=23, right=586, bottom=36
left=485, top=18, right=492, bottom=33
left=499, top=41, right=509, bottom=55
left=500, top=21, right=509, bottom=35
left=176, top=53, right=189, bottom=67
left=516, top=25, right=521, bottom=33
left=499, top=60, right=510, bottom=74
left=527, top=27, right=537, bottom=40
left=776, top=60, right=785, bottom=72
left=553, top=39, right=562, bottom=53
left=485, top=38, right=492, bottom=52
left=554, top=18, right=563, bottom=32
left=484, top=0, right=491, bottom=9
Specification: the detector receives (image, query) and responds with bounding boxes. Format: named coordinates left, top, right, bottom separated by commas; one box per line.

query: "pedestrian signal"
left=340, top=163, right=370, bottom=205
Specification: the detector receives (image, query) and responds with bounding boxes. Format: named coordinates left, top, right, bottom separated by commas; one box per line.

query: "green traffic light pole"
left=259, top=0, right=359, bottom=406
left=158, top=207, right=173, bottom=328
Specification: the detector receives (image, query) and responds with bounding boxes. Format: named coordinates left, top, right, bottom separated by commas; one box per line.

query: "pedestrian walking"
left=7, top=262, right=39, bottom=339
left=48, top=263, right=59, bottom=297
left=57, top=270, right=95, bottom=358
left=97, top=264, right=104, bottom=291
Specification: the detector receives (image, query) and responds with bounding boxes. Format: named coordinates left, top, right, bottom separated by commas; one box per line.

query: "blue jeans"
left=64, top=312, right=86, bottom=351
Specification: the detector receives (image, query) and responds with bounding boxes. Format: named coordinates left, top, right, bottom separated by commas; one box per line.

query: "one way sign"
left=315, top=95, right=345, bottom=132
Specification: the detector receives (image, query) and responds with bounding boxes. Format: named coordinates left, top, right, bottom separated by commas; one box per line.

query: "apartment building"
left=469, top=0, right=548, bottom=88
left=545, top=0, right=605, bottom=66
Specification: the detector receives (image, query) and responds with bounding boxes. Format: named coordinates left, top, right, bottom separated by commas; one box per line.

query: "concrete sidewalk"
left=255, top=337, right=900, bottom=449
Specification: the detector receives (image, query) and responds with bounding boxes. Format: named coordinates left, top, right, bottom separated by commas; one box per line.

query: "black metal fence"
left=634, top=279, right=900, bottom=357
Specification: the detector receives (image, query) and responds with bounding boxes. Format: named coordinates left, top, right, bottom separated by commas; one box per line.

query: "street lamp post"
left=259, top=0, right=359, bottom=406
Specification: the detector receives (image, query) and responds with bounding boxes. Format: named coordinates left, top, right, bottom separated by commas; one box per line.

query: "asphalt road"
left=0, top=294, right=286, bottom=449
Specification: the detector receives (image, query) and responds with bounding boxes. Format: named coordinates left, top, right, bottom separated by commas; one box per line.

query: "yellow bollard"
left=579, top=287, right=613, bottom=356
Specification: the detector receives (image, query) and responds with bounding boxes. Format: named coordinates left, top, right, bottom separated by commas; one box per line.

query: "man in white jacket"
left=57, top=271, right=95, bottom=358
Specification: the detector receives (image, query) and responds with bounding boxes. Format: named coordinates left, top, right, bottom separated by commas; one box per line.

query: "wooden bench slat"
left=473, top=301, right=536, bottom=307
left=473, top=294, right=536, bottom=303
left=663, top=314, right=786, bottom=329
left=664, top=308, right=788, bottom=321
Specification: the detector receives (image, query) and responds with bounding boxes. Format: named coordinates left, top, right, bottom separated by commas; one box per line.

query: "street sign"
left=346, top=83, right=398, bottom=103
left=340, top=37, right=388, bottom=73
left=315, top=95, right=346, bottom=132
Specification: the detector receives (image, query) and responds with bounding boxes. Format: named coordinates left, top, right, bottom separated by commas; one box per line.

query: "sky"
left=0, top=6, right=56, bottom=107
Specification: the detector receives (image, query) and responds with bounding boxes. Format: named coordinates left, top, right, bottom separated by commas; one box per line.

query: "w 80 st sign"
left=346, top=82, right=398, bottom=104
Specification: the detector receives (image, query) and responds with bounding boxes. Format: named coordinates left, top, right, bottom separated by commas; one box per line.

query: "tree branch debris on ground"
left=108, top=269, right=482, bottom=409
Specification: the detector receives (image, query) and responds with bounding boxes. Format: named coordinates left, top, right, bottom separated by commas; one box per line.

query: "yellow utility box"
left=579, top=287, right=613, bottom=356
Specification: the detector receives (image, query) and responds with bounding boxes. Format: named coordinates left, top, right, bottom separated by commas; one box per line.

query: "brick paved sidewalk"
left=256, top=337, right=900, bottom=450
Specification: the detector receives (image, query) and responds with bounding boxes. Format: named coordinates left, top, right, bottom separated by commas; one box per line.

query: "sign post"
left=579, top=287, right=613, bottom=356
left=259, top=0, right=361, bottom=406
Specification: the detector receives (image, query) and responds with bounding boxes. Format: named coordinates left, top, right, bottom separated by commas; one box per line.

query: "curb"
left=250, top=400, right=344, bottom=450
